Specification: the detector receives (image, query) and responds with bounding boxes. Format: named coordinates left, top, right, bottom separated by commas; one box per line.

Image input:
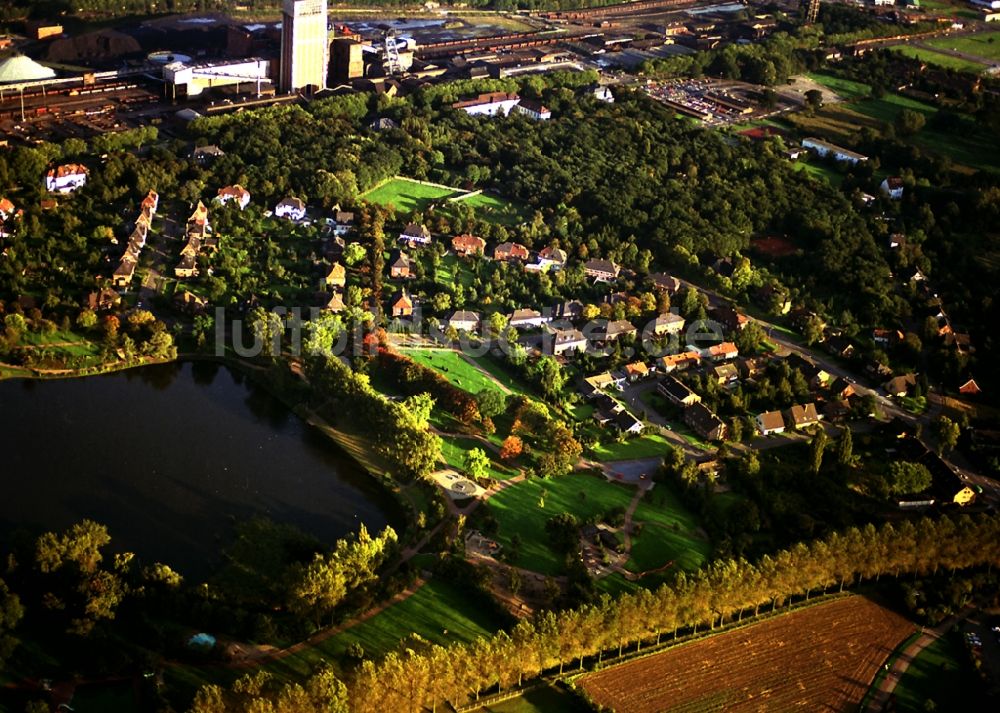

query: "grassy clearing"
left=485, top=474, right=637, bottom=576
left=588, top=433, right=672, bottom=462
left=793, top=159, right=845, bottom=187
left=890, top=45, right=986, bottom=74
left=482, top=684, right=591, bottom=712
left=628, top=485, right=711, bottom=573
left=398, top=347, right=506, bottom=396
left=466, top=352, right=534, bottom=397
left=361, top=177, right=463, bottom=214
left=433, top=253, right=476, bottom=289
left=439, top=435, right=519, bottom=481
left=805, top=73, right=871, bottom=100
left=452, top=191, right=527, bottom=226
left=264, top=577, right=504, bottom=680
left=891, top=631, right=990, bottom=711
left=924, top=30, right=1000, bottom=61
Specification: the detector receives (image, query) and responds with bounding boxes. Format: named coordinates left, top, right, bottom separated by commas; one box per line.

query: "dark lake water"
left=0, top=362, right=399, bottom=579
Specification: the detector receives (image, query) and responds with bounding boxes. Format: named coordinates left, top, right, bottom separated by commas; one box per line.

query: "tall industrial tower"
left=801, top=0, right=821, bottom=25
left=280, top=0, right=329, bottom=94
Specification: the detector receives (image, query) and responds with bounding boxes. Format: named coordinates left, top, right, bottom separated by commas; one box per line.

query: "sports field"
left=805, top=73, right=871, bottom=101
left=924, top=31, right=1000, bottom=61
left=361, top=177, right=463, bottom=213
left=890, top=45, right=987, bottom=74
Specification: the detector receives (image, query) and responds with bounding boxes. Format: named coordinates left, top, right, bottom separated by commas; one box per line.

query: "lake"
left=0, top=362, right=400, bottom=578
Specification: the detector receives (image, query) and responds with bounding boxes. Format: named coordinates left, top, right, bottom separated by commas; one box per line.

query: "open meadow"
left=578, top=596, right=915, bottom=713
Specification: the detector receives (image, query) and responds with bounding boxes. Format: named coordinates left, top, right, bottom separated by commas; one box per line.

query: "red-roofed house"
left=45, top=164, right=88, bottom=193
left=215, top=184, right=251, bottom=210
left=452, top=233, right=486, bottom=257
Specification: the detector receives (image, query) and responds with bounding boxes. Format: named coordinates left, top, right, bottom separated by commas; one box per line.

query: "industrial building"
left=280, top=0, right=329, bottom=93
left=163, top=58, right=272, bottom=98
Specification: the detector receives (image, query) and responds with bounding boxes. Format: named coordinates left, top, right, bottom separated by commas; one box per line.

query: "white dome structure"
left=0, top=54, right=57, bottom=84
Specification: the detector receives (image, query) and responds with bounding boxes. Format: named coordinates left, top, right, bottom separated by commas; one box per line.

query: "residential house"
left=174, top=255, right=198, bottom=279
left=140, top=190, right=159, bottom=215
left=325, top=262, right=347, bottom=289
left=452, top=91, right=521, bottom=116
left=389, top=251, right=413, bottom=279
left=873, top=329, right=904, bottom=348
left=656, top=351, right=701, bottom=373
left=704, top=342, right=739, bottom=362
left=112, top=259, right=137, bottom=287
left=452, top=233, right=486, bottom=257
left=582, top=372, right=624, bottom=397
left=649, top=312, right=685, bottom=337
left=447, top=310, right=481, bottom=332
left=390, top=291, right=414, bottom=318
left=648, top=272, right=681, bottom=293
left=215, top=184, right=251, bottom=210
left=333, top=210, right=355, bottom=237
left=515, top=99, right=551, bottom=120
left=552, top=300, right=584, bottom=321
left=801, top=137, right=868, bottom=164
left=884, top=373, right=918, bottom=398
left=592, top=394, right=624, bottom=426
left=536, top=246, right=567, bottom=271
left=880, top=176, right=904, bottom=200
left=824, top=335, right=855, bottom=359
left=756, top=410, right=786, bottom=436
left=829, top=377, right=856, bottom=400
left=584, top=258, right=620, bottom=282
left=45, top=164, right=88, bottom=193
left=322, top=291, right=345, bottom=313
left=623, top=361, right=651, bottom=382
left=275, top=197, right=306, bottom=220
left=659, top=376, right=701, bottom=407
left=187, top=201, right=211, bottom=236
left=709, top=305, right=749, bottom=333
left=0, top=197, right=14, bottom=225
left=596, top=319, right=637, bottom=343
left=399, top=223, right=432, bottom=247
left=175, top=290, right=209, bottom=315
left=84, top=288, right=120, bottom=312
left=736, top=356, right=766, bottom=380
left=786, top=402, right=821, bottom=430
left=712, top=363, right=740, bottom=387
left=615, top=410, right=644, bottom=435
left=684, top=403, right=727, bottom=441
left=192, top=145, right=225, bottom=162
left=509, top=308, right=550, bottom=329
left=494, top=241, right=530, bottom=262
left=959, top=378, right=981, bottom=396
left=546, top=326, right=588, bottom=356
left=822, top=399, right=853, bottom=423
left=369, top=117, right=398, bottom=131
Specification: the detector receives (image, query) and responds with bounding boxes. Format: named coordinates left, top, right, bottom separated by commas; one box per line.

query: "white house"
left=508, top=308, right=551, bottom=329
left=515, top=99, right=551, bottom=120
left=0, top=197, right=15, bottom=221
left=447, top=310, right=480, bottom=333
left=873, top=0, right=894, bottom=6
left=275, top=196, right=306, bottom=220
left=399, top=223, right=432, bottom=247
left=452, top=92, right=521, bottom=117
left=546, top=326, right=588, bottom=356
left=880, top=177, right=904, bottom=200
left=801, top=137, right=868, bottom=164
left=216, top=184, right=250, bottom=210
left=45, top=164, right=88, bottom=193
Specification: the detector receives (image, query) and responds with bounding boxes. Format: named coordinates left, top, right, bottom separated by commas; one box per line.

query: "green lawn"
left=805, top=72, right=871, bottom=101
left=588, top=433, right=673, bottom=462
left=889, top=45, right=987, bottom=74
left=361, top=177, right=464, bottom=214
left=924, top=31, right=1000, bottom=61
left=398, top=348, right=505, bottom=397
left=466, top=352, right=534, bottom=397
left=850, top=93, right=937, bottom=123
left=433, top=253, right=476, bottom=289
left=628, top=484, right=711, bottom=573
left=485, top=474, right=638, bottom=576
left=451, top=191, right=527, bottom=226
left=793, top=158, right=846, bottom=187
left=264, top=577, right=504, bottom=680
left=891, top=631, right=990, bottom=711
left=440, top=435, right=519, bottom=481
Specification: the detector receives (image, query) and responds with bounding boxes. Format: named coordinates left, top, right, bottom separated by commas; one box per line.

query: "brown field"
left=578, top=596, right=915, bottom=713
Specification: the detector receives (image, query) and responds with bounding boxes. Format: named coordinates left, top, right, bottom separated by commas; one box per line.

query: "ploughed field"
left=578, top=596, right=915, bottom=712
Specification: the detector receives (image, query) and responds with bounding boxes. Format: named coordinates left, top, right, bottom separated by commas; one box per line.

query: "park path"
left=222, top=577, right=429, bottom=669
left=619, top=487, right=647, bottom=553
left=863, top=610, right=969, bottom=712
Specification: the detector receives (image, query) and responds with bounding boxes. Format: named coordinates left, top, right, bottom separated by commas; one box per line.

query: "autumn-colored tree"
left=500, top=435, right=524, bottom=461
